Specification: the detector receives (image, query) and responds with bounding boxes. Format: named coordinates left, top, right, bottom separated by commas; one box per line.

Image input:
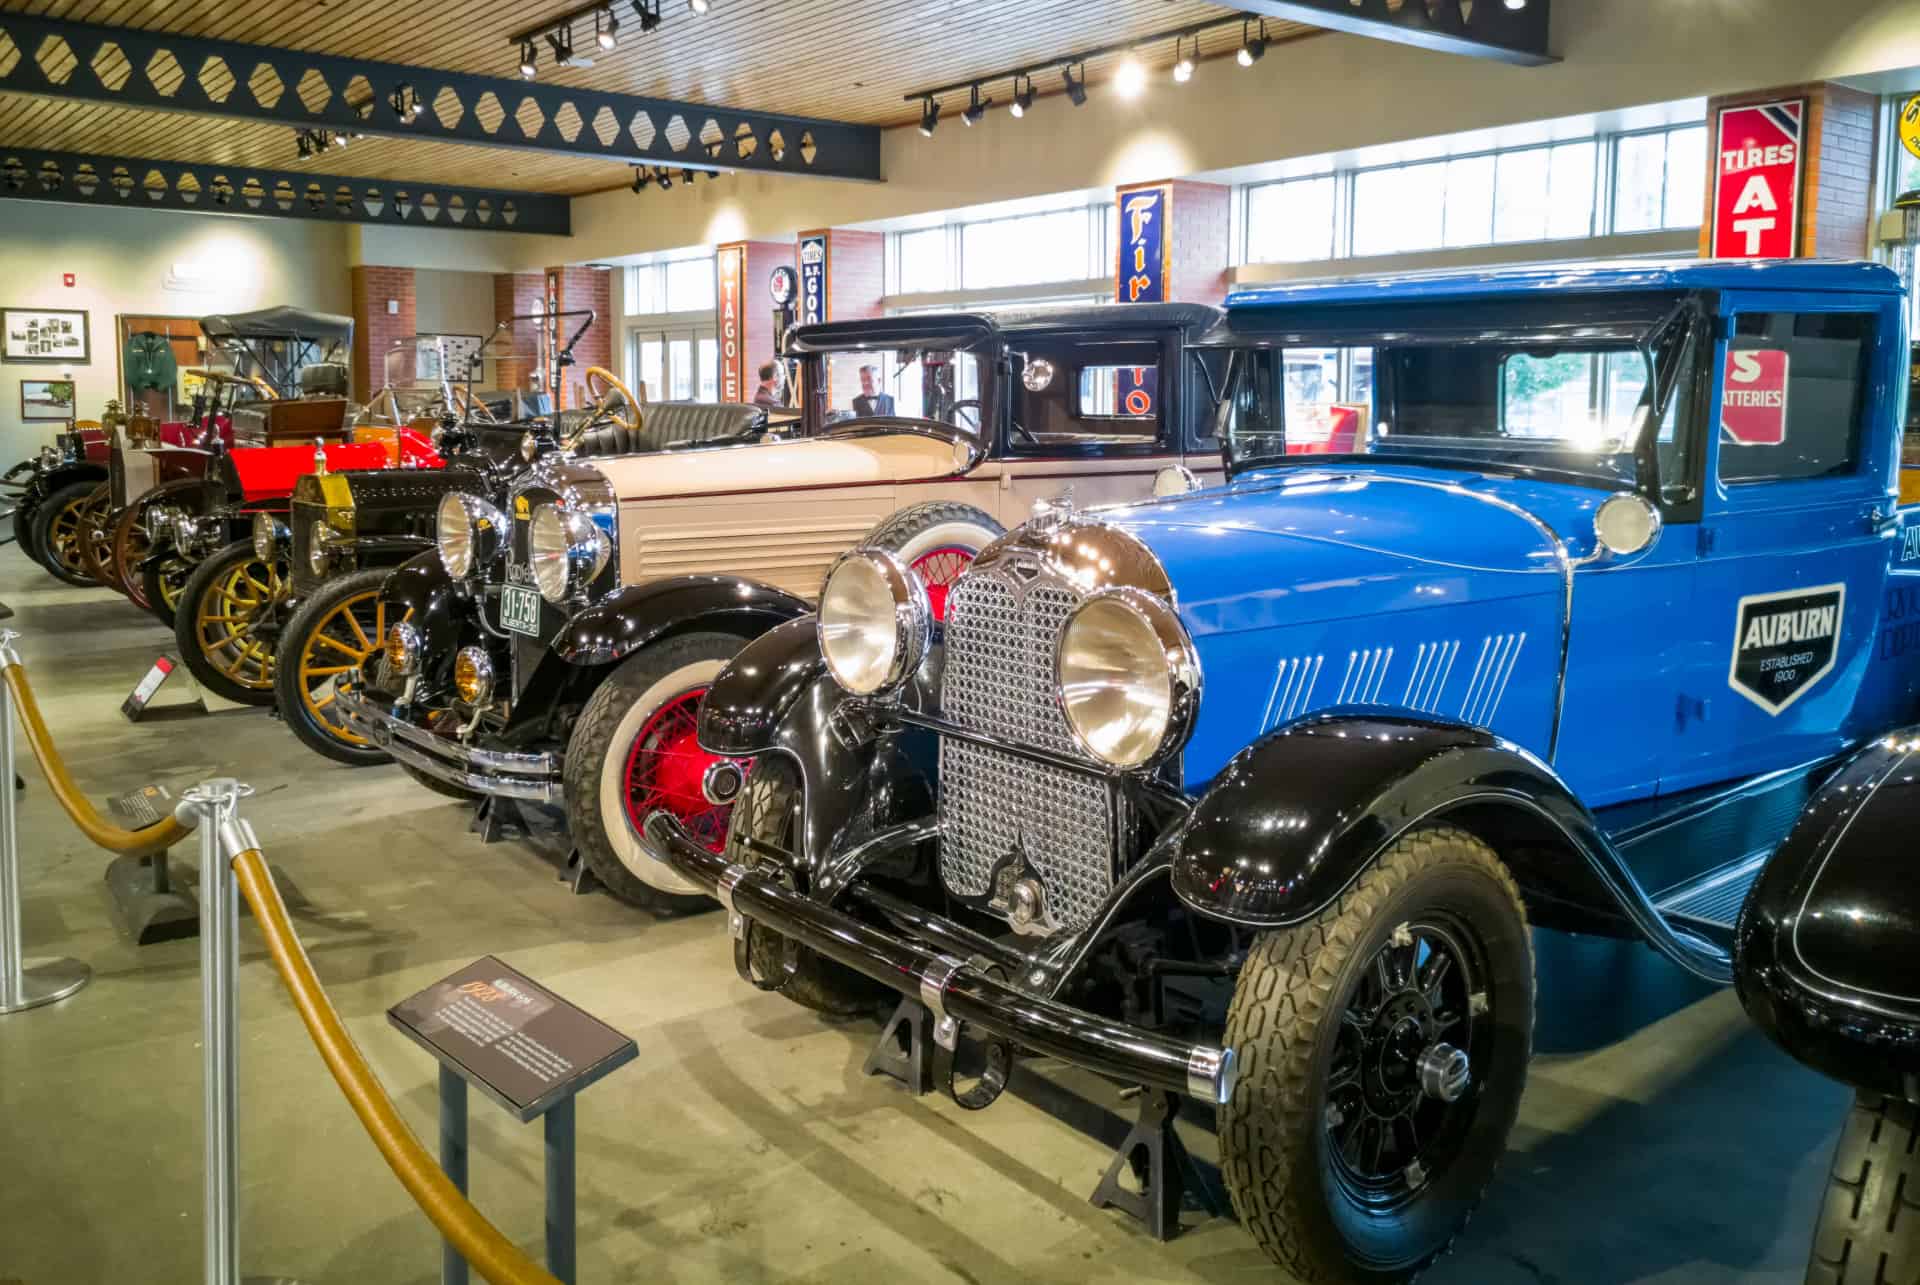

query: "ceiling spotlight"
left=631, top=166, right=645, bottom=193
left=655, top=168, right=673, bottom=190
left=681, top=168, right=697, bottom=185
left=333, top=131, right=349, bottom=149
left=1172, top=36, right=1194, bottom=83
left=1238, top=19, right=1266, bottom=66
left=1009, top=75, right=1035, bottom=118
left=518, top=39, right=537, bottom=78
left=688, top=0, right=710, bottom=12
left=918, top=96, right=940, bottom=137
left=634, top=0, right=663, bottom=33
left=1062, top=63, right=1087, bottom=107
left=390, top=84, right=421, bottom=123
left=546, top=27, right=575, bottom=67
left=295, top=131, right=313, bottom=160
left=1504, top=0, right=1526, bottom=7
left=596, top=6, right=619, bottom=49
left=962, top=84, right=990, bottom=126
left=1114, top=52, right=1146, bottom=98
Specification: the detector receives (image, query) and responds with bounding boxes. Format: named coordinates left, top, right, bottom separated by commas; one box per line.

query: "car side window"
left=1010, top=338, right=1166, bottom=452
left=1719, top=311, right=1873, bottom=484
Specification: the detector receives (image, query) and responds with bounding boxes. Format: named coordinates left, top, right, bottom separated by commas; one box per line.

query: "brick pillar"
left=547, top=265, right=613, bottom=409
left=1701, top=84, right=1880, bottom=259
left=717, top=240, right=794, bottom=404
left=1113, top=179, right=1230, bottom=305
left=492, top=272, right=543, bottom=399
left=349, top=266, right=415, bottom=403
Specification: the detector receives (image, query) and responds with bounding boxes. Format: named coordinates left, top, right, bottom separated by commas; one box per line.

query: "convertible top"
left=200, top=306, right=354, bottom=345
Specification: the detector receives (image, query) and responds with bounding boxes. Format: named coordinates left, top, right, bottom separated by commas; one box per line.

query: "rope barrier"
left=229, top=845, right=561, bottom=1285
left=0, top=660, right=191, bottom=855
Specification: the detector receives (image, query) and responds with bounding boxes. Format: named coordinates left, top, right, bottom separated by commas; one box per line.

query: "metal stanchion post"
left=180, top=778, right=255, bottom=1285
left=0, top=629, right=89, bottom=1015
left=545, top=1097, right=576, bottom=1285
left=439, top=1067, right=469, bottom=1285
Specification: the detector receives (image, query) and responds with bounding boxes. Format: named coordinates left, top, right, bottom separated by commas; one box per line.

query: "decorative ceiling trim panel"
left=1237, top=0, right=1554, bottom=66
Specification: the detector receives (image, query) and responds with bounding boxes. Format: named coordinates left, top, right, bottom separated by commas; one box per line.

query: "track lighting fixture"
left=1238, top=19, right=1266, bottom=66
left=519, top=39, right=538, bottom=78
left=688, top=0, right=710, bottom=12
left=1062, top=63, right=1087, bottom=107
left=296, top=132, right=313, bottom=160
left=962, top=84, right=989, bottom=126
left=631, top=166, right=646, bottom=193
left=1172, top=35, right=1194, bottom=83
left=1114, top=52, right=1146, bottom=98
left=1009, top=75, right=1035, bottom=118
left=596, top=6, right=619, bottom=49
left=918, top=96, right=940, bottom=137
left=655, top=168, right=673, bottom=190
left=634, top=0, right=663, bottom=33
left=546, top=26, right=576, bottom=67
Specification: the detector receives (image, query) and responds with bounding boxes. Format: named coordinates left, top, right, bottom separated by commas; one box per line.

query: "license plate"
left=500, top=584, right=542, bottom=636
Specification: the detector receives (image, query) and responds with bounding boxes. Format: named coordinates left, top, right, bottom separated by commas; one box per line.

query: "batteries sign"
left=1711, top=100, right=1805, bottom=259
left=1722, top=349, right=1790, bottom=445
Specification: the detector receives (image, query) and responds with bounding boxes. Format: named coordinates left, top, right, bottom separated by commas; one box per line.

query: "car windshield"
left=811, top=348, right=985, bottom=435
left=1216, top=294, right=1696, bottom=488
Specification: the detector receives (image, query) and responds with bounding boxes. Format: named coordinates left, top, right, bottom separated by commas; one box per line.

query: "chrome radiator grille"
left=938, top=570, right=1115, bottom=930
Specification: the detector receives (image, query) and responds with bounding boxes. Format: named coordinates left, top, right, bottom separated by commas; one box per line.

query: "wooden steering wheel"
left=449, top=383, right=497, bottom=424
left=582, top=366, right=640, bottom=433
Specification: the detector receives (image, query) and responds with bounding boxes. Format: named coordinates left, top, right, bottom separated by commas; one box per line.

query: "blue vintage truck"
left=644, top=258, right=1916, bottom=1282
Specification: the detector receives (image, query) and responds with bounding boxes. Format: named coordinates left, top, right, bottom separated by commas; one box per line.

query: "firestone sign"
left=1710, top=100, right=1806, bottom=259
left=1113, top=181, right=1172, bottom=416
left=798, top=234, right=827, bottom=326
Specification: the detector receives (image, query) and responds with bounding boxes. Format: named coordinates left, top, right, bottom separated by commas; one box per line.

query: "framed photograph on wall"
left=3, top=308, right=90, bottom=364
left=20, top=378, right=77, bottom=422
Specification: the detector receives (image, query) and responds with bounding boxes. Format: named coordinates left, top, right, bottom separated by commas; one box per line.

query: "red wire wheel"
left=620, top=688, right=746, bottom=853
left=908, top=545, right=974, bottom=622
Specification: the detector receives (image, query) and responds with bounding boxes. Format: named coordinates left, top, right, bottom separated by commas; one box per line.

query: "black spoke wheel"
left=1220, top=825, right=1533, bottom=1284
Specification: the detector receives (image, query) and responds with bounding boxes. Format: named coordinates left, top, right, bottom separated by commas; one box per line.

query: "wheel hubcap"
left=620, top=688, right=748, bottom=853
left=1324, top=918, right=1482, bottom=1208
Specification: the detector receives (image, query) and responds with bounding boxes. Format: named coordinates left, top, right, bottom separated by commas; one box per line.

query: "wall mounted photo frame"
left=20, top=378, right=77, bottom=422
left=3, top=307, right=91, bottom=364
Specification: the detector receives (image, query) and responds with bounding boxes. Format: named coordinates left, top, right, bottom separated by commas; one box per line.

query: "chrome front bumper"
left=335, top=683, right=561, bottom=802
left=640, top=810, right=1237, bottom=1105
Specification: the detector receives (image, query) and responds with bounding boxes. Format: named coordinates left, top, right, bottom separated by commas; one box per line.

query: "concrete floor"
left=0, top=547, right=1848, bottom=1285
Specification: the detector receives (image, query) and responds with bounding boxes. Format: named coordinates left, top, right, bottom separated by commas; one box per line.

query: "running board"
left=1654, top=849, right=1769, bottom=935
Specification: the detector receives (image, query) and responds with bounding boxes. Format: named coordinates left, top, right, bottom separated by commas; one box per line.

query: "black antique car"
left=273, top=392, right=768, bottom=765
left=339, top=303, right=1226, bottom=910
left=13, top=423, right=110, bottom=582
left=1736, top=733, right=1920, bottom=1285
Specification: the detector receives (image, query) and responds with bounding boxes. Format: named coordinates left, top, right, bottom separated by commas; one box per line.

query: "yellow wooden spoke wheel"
left=273, top=568, right=408, bottom=766
left=174, top=539, right=289, bottom=706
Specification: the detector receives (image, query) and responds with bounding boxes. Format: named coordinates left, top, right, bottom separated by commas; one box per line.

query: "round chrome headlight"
left=385, top=621, right=422, bottom=676
left=437, top=491, right=506, bottom=578
left=1055, top=588, right=1200, bottom=770
left=251, top=512, right=288, bottom=562
left=528, top=503, right=612, bottom=605
left=817, top=549, right=931, bottom=697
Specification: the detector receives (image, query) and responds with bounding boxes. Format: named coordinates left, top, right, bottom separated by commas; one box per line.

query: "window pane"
left=668, top=338, right=692, bottom=400
left=1546, top=141, right=1597, bottom=239
left=664, top=257, right=715, bottom=312
left=1663, top=126, right=1707, bottom=229
left=961, top=208, right=1090, bottom=290
left=896, top=227, right=948, bottom=294
left=1247, top=176, right=1336, bottom=263
left=1613, top=133, right=1666, bottom=233
left=638, top=339, right=662, bottom=404
left=1443, top=155, right=1496, bottom=247
left=1354, top=164, right=1445, bottom=256
left=1494, top=147, right=1551, bottom=243
left=1721, top=312, right=1872, bottom=483
left=625, top=266, right=659, bottom=315
left=698, top=338, right=718, bottom=402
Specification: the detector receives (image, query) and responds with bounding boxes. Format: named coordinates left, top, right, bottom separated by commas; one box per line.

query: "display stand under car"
left=1735, top=737, right=1920, bottom=1285
left=339, top=303, right=1225, bottom=910
left=643, top=259, right=1920, bottom=1282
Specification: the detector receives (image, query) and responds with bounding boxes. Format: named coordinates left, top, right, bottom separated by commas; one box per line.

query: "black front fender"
left=1167, top=713, right=1734, bottom=981
left=1735, top=731, right=1920, bottom=1095
left=550, top=575, right=809, bottom=668
left=700, top=616, right=826, bottom=756
left=380, top=550, right=477, bottom=686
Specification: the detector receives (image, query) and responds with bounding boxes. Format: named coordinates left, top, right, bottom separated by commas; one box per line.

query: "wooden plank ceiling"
left=0, top=0, right=1315, bottom=196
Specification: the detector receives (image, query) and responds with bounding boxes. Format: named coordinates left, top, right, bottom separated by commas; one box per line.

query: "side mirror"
left=1592, top=492, right=1661, bottom=558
